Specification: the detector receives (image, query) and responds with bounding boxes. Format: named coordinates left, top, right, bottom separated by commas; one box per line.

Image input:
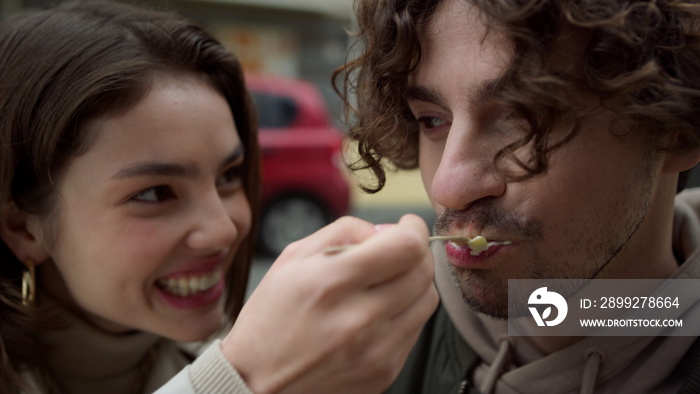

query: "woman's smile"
left=157, top=269, right=223, bottom=298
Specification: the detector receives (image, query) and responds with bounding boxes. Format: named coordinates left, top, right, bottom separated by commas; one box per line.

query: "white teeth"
left=158, top=270, right=222, bottom=297
left=448, top=240, right=512, bottom=256
left=469, top=241, right=512, bottom=256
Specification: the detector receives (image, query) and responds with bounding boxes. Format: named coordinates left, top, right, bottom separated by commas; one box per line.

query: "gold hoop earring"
left=22, top=259, right=36, bottom=306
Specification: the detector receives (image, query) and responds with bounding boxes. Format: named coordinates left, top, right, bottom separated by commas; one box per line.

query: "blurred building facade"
left=0, top=0, right=354, bottom=124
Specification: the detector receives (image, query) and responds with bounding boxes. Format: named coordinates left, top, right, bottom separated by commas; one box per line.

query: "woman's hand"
left=221, top=214, right=439, bottom=394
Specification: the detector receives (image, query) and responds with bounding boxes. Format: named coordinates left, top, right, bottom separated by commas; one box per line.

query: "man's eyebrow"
left=406, top=77, right=505, bottom=109
left=467, top=78, right=504, bottom=108
left=405, top=85, right=448, bottom=109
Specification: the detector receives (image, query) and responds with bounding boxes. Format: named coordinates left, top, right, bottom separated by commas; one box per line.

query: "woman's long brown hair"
left=0, top=1, right=260, bottom=387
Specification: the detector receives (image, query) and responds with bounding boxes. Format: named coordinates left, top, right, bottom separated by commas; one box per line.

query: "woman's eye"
left=131, top=186, right=175, bottom=203
left=217, top=165, right=243, bottom=188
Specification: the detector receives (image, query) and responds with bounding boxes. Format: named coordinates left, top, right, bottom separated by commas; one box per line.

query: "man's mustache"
left=433, top=199, right=544, bottom=240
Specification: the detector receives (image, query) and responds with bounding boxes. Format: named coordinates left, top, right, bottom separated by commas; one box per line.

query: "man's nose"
left=429, top=120, right=506, bottom=211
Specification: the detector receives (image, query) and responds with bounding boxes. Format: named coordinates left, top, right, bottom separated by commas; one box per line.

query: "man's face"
left=408, top=0, right=668, bottom=317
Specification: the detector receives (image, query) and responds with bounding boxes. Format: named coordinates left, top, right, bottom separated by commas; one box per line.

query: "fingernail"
left=374, top=224, right=395, bottom=233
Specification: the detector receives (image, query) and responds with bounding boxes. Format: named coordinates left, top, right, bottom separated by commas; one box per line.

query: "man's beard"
left=434, top=149, right=657, bottom=319
left=435, top=201, right=545, bottom=319
left=448, top=266, right=510, bottom=319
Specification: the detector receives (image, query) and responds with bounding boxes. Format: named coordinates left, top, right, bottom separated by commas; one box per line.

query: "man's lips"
left=436, top=231, right=512, bottom=254
left=444, top=237, right=511, bottom=267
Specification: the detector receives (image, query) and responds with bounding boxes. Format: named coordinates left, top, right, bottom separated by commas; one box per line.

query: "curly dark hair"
left=334, top=0, right=700, bottom=192
left=0, top=0, right=260, bottom=388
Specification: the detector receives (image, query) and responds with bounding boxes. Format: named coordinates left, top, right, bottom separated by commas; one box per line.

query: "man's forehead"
left=409, top=0, right=512, bottom=106
left=420, top=0, right=489, bottom=42
left=416, top=0, right=589, bottom=84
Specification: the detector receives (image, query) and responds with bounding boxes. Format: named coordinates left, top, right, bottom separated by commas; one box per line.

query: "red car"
left=246, top=76, right=351, bottom=256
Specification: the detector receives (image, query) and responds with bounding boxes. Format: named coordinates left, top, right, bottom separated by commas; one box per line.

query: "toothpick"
left=322, top=235, right=474, bottom=254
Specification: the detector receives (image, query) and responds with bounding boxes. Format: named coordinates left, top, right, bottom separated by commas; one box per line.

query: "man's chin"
left=460, top=289, right=509, bottom=319
left=453, top=270, right=511, bottom=319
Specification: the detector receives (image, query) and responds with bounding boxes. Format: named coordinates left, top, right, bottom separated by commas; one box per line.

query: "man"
left=336, top=0, right=700, bottom=392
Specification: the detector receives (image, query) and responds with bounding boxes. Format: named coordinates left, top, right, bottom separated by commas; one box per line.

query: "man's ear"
left=662, top=148, right=700, bottom=174
left=661, top=132, right=700, bottom=174
left=0, top=201, right=50, bottom=263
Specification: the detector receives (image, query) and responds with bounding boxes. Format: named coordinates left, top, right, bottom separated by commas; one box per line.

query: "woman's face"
left=36, top=72, right=252, bottom=341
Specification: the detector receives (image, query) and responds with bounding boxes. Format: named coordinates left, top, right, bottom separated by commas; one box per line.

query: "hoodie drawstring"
left=580, top=348, right=605, bottom=394
left=479, top=338, right=511, bottom=394
left=466, top=342, right=605, bottom=394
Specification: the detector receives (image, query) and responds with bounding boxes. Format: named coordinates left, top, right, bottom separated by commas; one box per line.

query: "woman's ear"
left=0, top=201, right=50, bottom=263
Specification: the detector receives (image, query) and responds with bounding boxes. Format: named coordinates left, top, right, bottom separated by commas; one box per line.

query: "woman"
left=0, top=1, right=438, bottom=393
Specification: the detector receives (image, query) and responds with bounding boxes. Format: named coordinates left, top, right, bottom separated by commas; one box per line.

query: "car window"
left=251, top=91, right=298, bottom=129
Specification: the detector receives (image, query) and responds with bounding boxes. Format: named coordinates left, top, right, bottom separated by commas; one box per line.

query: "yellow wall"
left=342, top=141, right=432, bottom=209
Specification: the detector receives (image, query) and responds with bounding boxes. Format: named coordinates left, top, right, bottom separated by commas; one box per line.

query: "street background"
left=2, top=0, right=698, bottom=296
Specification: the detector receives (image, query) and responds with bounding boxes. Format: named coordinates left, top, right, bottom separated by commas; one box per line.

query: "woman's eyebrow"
left=220, top=145, right=245, bottom=169
left=112, top=161, right=197, bottom=179
left=112, top=145, right=244, bottom=179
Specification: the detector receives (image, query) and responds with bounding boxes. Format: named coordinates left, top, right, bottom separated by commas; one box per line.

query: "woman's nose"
left=186, top=192, right=239, bottom=251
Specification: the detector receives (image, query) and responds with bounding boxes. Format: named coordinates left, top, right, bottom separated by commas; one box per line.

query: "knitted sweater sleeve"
left=154, top=339, right=253, bottom=394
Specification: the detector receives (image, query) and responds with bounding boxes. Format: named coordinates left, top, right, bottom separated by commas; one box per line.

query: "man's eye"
left=131, top=186, right=175, bottom=203
left=416, top=116, right=448, bottom=132
left=217, top=166, right=243, bottom=188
